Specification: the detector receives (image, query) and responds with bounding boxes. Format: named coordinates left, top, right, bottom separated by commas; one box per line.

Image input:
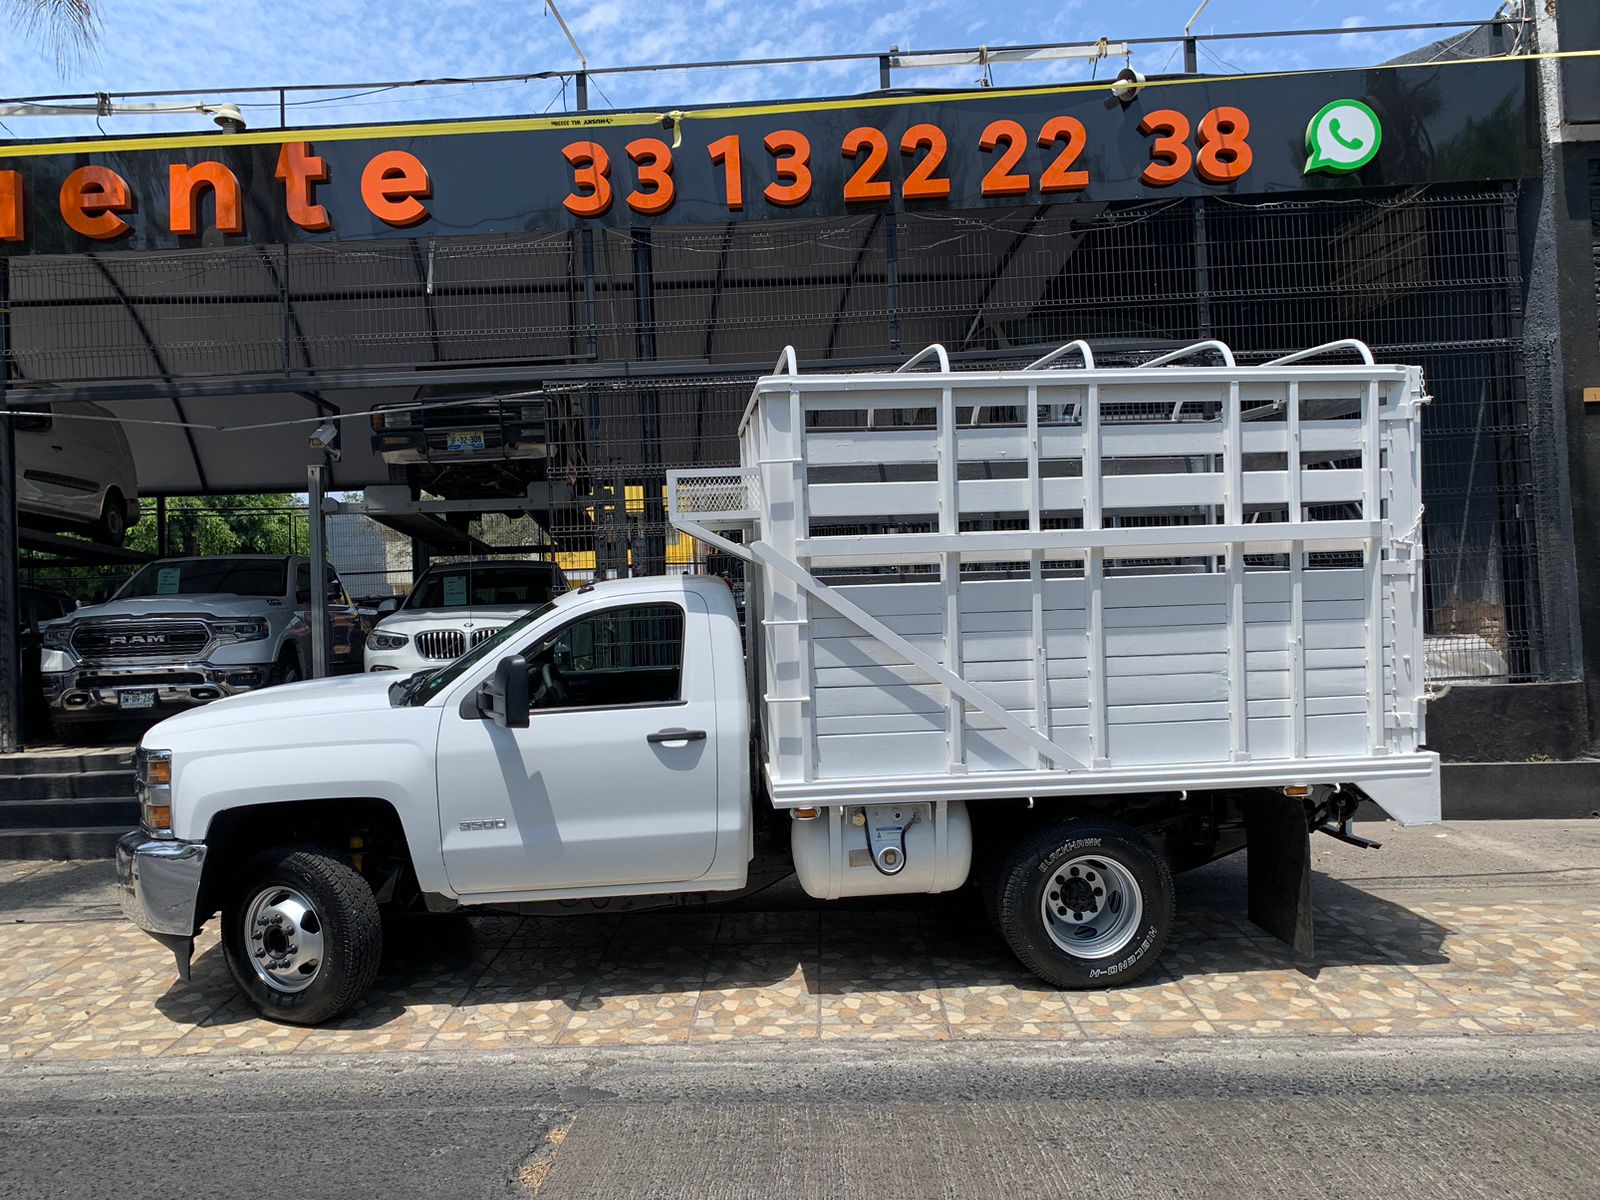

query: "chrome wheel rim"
left=1040, top=854, right=1143, bottom=959
left=243, top=885, right=325, bottom=993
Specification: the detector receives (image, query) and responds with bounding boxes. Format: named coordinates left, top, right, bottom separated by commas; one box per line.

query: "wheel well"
left=968, top=791, right=1258, bottom=875
left=198, top=798, right=416, bottom=919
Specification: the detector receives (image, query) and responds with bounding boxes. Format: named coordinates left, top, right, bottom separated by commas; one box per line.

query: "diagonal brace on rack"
left=750, top=542, right=1085, bottom=771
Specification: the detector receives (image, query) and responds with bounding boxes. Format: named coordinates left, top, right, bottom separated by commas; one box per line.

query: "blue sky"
left=0, top=0, right=1498, bottom=138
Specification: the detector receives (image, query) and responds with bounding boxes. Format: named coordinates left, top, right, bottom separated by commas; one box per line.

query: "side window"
left=294, top=563, right=311, bottom=604
left=524, top=603, right=685, bottom=710
left=13, top=413, right=51, bottom=435
left=324, top=564, right=348, bottom=605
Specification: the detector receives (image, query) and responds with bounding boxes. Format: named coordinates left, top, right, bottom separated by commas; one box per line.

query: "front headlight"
left=42, top=622, right=74, bottom=651
left=136, top=747, right=174, bottom=839
left=212, top=618, right=269, bottom=643
left=369, top=631, right=410, bottom=651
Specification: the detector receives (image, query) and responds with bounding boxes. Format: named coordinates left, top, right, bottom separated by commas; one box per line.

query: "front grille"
left=470, top=627, right=500, bottom=648
left=71, top=620, right=211, bottom=660
left=415, top=630, right=466, bottom=660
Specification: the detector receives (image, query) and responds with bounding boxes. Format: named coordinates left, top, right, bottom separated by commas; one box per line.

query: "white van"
left=14, top=402, right=141, bottom=544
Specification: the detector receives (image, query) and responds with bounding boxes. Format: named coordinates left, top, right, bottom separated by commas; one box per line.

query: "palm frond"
left=3, top=0, right=101, bottom=72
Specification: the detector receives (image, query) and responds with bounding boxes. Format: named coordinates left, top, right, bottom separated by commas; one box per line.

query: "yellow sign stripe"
left=0, top=47, right=1588, bottom=162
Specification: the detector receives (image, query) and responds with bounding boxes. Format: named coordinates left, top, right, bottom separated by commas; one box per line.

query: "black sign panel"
left=1558, top=7, right=1600, bottom=125
left=0, top=57, right=1535, bottom=254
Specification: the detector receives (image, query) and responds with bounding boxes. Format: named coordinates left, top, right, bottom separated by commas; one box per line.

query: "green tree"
left=126, top=495, right=310, bottom=558
left=4, top=0, right=99, bottom=70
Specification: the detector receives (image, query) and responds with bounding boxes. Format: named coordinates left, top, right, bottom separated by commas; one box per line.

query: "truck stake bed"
left=668, top=338, right=1438, bottom=826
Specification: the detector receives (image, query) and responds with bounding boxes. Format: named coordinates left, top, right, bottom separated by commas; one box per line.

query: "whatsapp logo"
left=1304, top=99, right=1382, bottom=175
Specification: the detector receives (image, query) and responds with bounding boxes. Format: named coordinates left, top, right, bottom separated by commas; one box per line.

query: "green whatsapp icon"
left=1305, top=99, right=1382, bottom=175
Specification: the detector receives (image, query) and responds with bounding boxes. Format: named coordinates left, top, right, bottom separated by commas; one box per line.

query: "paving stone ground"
left=2, top=818, right=1597, bottom=1061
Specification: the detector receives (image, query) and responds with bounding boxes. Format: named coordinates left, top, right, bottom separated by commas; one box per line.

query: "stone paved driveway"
left=2, top=820, right=1597, bottom=1061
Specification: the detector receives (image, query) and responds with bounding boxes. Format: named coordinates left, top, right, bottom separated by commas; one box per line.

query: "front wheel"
left=222, top=845, right=383, bottom=1025
left=268, top=652, right=303, bottom=686
left=993, top=818, right=1174, bottom=989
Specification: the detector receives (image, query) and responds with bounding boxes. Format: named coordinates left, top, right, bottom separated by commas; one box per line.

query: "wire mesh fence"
left=8, top=186, right=1553, bottom=682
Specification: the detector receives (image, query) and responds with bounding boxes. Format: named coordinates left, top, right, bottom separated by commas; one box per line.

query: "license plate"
left=446, top=431, right=486, bottom=452
left=119, top=690, right=156, bottom=710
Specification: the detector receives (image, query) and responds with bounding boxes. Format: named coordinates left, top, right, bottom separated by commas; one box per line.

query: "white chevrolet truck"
left=118, top=342, right=1440, bottom=1025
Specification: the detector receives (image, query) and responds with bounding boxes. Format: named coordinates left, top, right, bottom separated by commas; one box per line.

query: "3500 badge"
left=559, top=106, right=1253, bottom=218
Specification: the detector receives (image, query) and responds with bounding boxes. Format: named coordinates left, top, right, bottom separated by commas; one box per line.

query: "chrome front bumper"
left=45, top=661, right=272, bottom=717
left=116, top=832, right=207, bottom=976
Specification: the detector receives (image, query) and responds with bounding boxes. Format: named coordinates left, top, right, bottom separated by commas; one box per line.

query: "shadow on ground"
left=174, top=852, right=1451, bottom=1033
left=0, top=859, right=118, bottom=916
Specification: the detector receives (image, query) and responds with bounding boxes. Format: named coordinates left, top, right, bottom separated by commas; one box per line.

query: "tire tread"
left=995, top=817, right=1174, bottom=989
left=223, top=844, right=382, bottom=1025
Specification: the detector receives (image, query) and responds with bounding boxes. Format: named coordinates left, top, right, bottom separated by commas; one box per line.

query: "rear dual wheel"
left=991, top=818, right=1174, bottom=988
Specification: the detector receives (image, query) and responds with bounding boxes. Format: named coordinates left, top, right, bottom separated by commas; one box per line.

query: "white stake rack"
left=668, top=339, right=1440, bottom=826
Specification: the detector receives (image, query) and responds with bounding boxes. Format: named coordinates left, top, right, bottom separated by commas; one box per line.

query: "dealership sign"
left=0, top=58, right=1534, bottom=252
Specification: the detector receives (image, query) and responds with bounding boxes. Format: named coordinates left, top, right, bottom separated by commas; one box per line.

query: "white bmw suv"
left=364, top=560, right=568, bottom=674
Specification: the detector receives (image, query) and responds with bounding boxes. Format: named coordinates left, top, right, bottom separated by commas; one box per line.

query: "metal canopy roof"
left=1, top=209, right=1099, bottom=494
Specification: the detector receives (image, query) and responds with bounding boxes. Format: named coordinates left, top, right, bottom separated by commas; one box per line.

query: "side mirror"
left=478, top=654, right=530, bottom=728
left=376, top=597, right=399, bottom=615
left=327, top=581, right=344, bottom=602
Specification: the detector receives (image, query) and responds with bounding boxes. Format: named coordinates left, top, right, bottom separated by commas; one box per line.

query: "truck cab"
left=117, top=575, right=750, bottom=1022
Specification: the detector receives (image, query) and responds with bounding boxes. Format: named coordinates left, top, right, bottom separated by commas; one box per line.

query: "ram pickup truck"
left=117, top=343, right=1441, bottom=1025
left=43, top=554, right=364, bottom=737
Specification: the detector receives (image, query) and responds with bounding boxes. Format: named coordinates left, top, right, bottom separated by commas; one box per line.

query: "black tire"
left=96, top=490, right=128, bottom=546
left=222, top=845, right=383, bottom=1025
left=268, top=651, right=303, bottom=687
left=994, top=818, right=1174, bottom=989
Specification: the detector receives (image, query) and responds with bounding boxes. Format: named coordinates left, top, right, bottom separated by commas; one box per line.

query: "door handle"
left=647, top=727, right=707, bottom=744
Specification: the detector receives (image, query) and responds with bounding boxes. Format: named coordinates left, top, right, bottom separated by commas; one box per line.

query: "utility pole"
left=307, top=463, right=330, bottom=677
left=0, top=260, right=18, bottom=752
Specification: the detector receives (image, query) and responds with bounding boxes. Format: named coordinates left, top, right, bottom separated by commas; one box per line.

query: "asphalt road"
left=2, top=1036, right=1597, bottom=1199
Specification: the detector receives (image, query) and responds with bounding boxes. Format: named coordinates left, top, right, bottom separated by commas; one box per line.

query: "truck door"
left=434, top=594, right=720, bottom=895
left=324, top=565, right=361, bottom=671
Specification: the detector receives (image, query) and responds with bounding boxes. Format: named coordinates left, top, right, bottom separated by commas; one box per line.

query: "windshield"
left=404, top=600, right=557, bottom=706
left=115, top=558, right=287, bottom=600
left=404, top=563, right=561, bottom=610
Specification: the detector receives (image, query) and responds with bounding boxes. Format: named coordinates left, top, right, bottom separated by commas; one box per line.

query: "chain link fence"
left=10, top=187, right=1555, bottom=682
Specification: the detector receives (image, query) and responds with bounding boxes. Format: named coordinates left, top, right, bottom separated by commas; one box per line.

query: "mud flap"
left=1244, top=798, right=1314, bottom=958
left=146, top=930, right=195, bottom=982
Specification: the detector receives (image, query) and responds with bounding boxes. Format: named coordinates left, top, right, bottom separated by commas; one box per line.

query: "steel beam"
left=0, top=340, right=1201, bottom=407
left=0, top=260, right=18, bottom=752
left=307, top=463, right=330, bottom=678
